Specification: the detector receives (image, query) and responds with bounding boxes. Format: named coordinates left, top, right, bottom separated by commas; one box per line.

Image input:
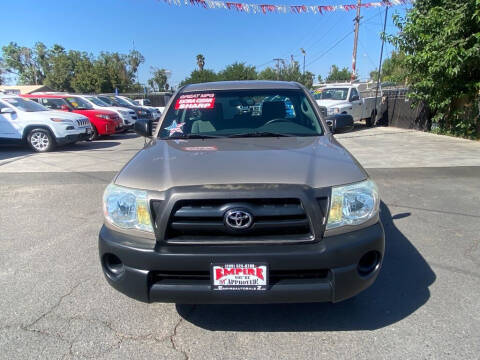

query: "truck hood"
left=315, top=99, right=348, bottom=108
left=115, top=136, right=367, bottom=192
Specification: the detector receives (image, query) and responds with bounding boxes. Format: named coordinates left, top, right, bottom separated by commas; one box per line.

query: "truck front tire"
left=27, top=128, right=55, bottom=152
left=366, top=111, right=376, bottom=128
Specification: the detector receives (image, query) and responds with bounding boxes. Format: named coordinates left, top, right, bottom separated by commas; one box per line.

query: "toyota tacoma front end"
left=98, top=80, right=385, bottom=304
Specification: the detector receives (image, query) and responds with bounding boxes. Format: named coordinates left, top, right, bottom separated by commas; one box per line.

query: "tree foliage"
left=180, top=55, right=315, bottom=89
left=180, top=69, right=218, bottom=86
left=257, top=60, right=314, bottom=88
left=148, top=67, right=169, bottom=91
left=0, top=58, right=6, bottom=85
left=325, top=65, right=352, bottom=83
left=389, top=0, right=480, bottom=138
left=196, top=54, right=205, bottom=71
left=218, top=62, right=257, bottom=81
left=369, top=51, right=408, bottom=84
left=1, top=42, right=145, bottom=93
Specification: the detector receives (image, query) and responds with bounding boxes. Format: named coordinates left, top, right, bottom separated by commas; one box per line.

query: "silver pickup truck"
left=314, top=83, right=382, bottom=127
left=99, top=80, right=384, bottom=304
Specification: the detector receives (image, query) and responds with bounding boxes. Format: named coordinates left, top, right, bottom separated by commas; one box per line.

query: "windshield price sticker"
left=174, top=93, right=215, bottom=110
left=211, top=264, right=268, bottom=291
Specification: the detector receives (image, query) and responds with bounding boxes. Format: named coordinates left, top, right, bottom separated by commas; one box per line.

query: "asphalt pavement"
left=0, top=126, right=479, bottom=359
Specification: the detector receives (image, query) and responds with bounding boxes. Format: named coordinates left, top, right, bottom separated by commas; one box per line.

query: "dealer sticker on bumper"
left=211, top=263, right=268, bottom=291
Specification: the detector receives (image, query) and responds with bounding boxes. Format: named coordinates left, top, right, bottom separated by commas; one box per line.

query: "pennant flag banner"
left=160, top=0, right=411, bottom=15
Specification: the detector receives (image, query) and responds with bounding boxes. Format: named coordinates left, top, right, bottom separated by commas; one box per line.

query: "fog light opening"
left=103, top=253, right=125, bottom=279
left=357, top=251, right=381, bottom=276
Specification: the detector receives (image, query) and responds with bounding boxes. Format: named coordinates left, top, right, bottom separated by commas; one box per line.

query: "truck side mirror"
left=61, top=104, right=71, bottom=111
left=135, top=119, right=153, bottom=137
left=350, top=95, right=359, bottom=102
left=326, top=119, right=334, bottom=133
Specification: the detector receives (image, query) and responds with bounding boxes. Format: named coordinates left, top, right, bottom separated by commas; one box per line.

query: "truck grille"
left=75, top=119, right=90, bottom=127
left=159, top=198, right=314, bottom=244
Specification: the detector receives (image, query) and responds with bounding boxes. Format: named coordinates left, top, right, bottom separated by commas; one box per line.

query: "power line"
left=255, top=9, right=390, bottom=72
left=305, top=10, right=387, bottom=67
left=306, top=30, right=353, bottom=66
left=255, top=59, right=275, bottom=69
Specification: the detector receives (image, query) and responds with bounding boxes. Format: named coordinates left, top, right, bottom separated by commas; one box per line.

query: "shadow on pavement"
left=62, top=141, right=122, bottom=151
left=108, top=132, right=139, bottom=140
left=176, top=202, right=435, bottom=331
left=0, top=146, right=32, bottom=162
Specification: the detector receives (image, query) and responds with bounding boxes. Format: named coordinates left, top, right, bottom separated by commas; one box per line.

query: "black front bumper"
left=56, top=132, right=91, bottom=145
left=99, top=222, right=385, bottom=304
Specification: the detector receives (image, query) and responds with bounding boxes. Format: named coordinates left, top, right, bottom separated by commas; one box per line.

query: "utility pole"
left=300, top=48, right=306, bottom=75
left=351, top=0, right=362, bottom=81
left=373, top=2, right=389, bottom=126
left=273, top=58, right=283, bottom=80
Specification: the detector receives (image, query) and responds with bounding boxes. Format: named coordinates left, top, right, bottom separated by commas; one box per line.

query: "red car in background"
left=22, top=94, right=122, bottom=140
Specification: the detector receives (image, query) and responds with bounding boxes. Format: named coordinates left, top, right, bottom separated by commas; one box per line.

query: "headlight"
left=96, top=114, right=111, bottom=120
left=327, top=108, right=340, bottom=115
left=103, top=184, right=153, bottom=232
left=50, top=117, right=73, bottom=124
left=326, top=179, right=379, bottom=230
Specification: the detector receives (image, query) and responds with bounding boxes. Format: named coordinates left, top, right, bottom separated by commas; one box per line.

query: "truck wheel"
left=88, top=126, right=99, bottom=141
left=366, top=111, right=376, bottom=128
left=27, top=128, right=55, bottom=152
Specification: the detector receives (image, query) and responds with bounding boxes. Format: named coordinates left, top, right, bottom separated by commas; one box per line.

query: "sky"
left=0, top=0, right=410, bottom=88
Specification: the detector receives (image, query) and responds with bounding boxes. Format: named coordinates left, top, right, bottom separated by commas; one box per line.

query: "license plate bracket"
left=211, top=263, right=268, bottom=291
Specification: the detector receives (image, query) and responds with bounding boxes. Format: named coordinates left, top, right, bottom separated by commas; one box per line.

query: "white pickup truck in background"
left=314, top=83, right=382, bottom=127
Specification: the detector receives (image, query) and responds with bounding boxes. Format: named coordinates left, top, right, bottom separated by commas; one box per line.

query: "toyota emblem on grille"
left=224, top=209, right=253, bottom=230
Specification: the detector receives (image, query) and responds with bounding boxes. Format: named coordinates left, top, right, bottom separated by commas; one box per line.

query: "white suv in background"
left=76, top=95, right=137, bottom=130
left=0, top=95, right=92, bottom=152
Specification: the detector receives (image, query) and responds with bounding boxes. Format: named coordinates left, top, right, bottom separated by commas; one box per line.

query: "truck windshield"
left=314, top=88, right=349, bottom=101
left=159, top=90, right=323, bottom=139
left=66, top=97, right=93, bottom=110
left=2, top=97, right=48, bottom=112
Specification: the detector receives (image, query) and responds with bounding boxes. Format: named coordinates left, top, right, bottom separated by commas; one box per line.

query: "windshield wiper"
left=227, top=131, right=296, bottom=138
left=161, top=133, right=223, bottom=139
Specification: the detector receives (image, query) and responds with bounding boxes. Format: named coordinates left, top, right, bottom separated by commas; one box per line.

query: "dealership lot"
left=1, top=127, right=480, bottom=359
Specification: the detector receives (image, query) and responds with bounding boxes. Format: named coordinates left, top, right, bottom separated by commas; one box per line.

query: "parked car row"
left=0, top=92, right=162, bottom=152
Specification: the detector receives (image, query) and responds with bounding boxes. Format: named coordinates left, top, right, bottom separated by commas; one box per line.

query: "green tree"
left=389, top=0, right=480, bottom=138
left=148, top=67, right=169, bottom=91
left=127, top=49, right=145, bottom=82
left=1, top=42, right=47, bottom=85
left=258, top=60, right=314, bottom=89
left=1, top=42, right=145, bottom=93
left=0, top=58, right=5, bottom=85
left=180, top=69, right=217, bottom=86
left=370, top=51, right=408, bottom=84
left=325, top=65, right=352, bottom=83
left=317, top=74, right=323, bottom=83
left=70, top=52, right=97, bottom=93
left=217, top=62, right=257, bottom=81
left=257, top=67, right=278, bottom=81
left=44, top=45, right=74, bottom=91
left=196, top=54, right=205, bottom=71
